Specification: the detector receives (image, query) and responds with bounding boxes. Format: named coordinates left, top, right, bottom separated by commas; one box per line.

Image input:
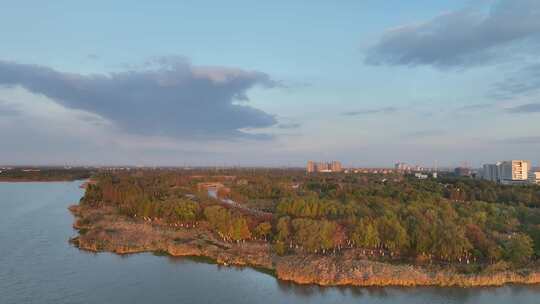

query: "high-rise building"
left=482, top=160, right=532, bottom=185
left=317, top=162, right=330, bottom=172
left=454, top=167, right=472, bottom=177
left=306, top=160, right=343, bottom=173
left=307, top=161, right=316, bottom=173
left=331, top=161, right=342, bottom=172
left=499, top=160, right=531, bottom=184
left=482, top=163, right=500, bottom=182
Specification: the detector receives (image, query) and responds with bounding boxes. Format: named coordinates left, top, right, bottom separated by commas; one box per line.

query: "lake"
left=2, top=181, right=540, bottom=304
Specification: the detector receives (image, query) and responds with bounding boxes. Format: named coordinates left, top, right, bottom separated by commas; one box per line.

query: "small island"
left=70, top=168, right=540, bottom=287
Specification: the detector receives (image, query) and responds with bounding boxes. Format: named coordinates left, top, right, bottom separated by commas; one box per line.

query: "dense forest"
left=80, top=169, right=540, bottom=271
left=0, top=167, right=93, bottom=181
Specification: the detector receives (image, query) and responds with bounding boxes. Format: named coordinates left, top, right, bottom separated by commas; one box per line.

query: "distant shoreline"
left=69, top=204, right=540, bottom=288
left=0, top=178, right=87, bottom=183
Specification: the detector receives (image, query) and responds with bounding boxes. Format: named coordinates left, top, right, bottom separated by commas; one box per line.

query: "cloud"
left=403, top=129, right=446, bottom=138
left=277, top=122, right=301, bottom=129
left=506, top=103, right=540, bottom=113
left=455, top=103, right=494, bottom=112
left=497, top=136, right=540, bottom=144
left=0, top=100, right=21, bottom=117
left=342, top=106, right=397, bottom=116
left=492, top=63, right=540, bottom=99
left=0, top=58, right=278, bottom=140
left=0, top=87, right=282, bottom=166
left=365, top=0, right=540, bottom=68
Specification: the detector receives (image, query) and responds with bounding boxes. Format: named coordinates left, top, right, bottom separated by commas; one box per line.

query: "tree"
left=229, top=217, right=251, bottom=241
left=204, top=205, right=231, bottom=235
left=254, top=222, right=272, bottom=240
left=504, top=233, right=534, bottom=266
left=291, top=218, right=337, bottom=252
left=377, top=216, right=409, bottom=253
left=173, top=200, right=200, bottom=222
left=273, top=240, right=287, bottom=255
left=276, top=217, right=291, bottom=241
left=465, top=224, right=490, bottom=259
left=351, top=218, right=380, bottom=248
left=525, top=225, right=540, bottom=257
left=432, top=220, right=471, bottom=261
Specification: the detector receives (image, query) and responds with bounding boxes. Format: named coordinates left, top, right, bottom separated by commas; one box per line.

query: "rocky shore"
left=69, top=205, right=540, bottom=287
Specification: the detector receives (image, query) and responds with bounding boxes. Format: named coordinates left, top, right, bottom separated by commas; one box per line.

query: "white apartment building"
left=482, top=163, right=500, bottom=182
left=499, top=160, right=531, bottom=185
left=481, top=160, right=532, bottom=185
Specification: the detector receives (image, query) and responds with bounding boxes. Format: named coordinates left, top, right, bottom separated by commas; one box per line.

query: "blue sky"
left=1, top=0, right=540, bottom=167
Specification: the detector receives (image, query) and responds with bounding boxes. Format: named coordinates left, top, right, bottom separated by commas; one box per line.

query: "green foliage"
left=276, top=197, right=346, bottom=219
left=229, top=217, right=251, bottom=241
left=351, top=218, right=380, bottom=249
left=204, top=205, right=251, bottom=241
left=276, top=217, right=291, bottom=241
left=377, top=216, right=409, bottom=252
left=525, top=225, right=540, bottom=257
left=81, top=169, right=540, bottom=269
left=0, top=168, right=92, bottom=181
left=504, top=233, right=534, bottom=266
left=204, top=206, right=232, bottom=235
left=172, top=200, right=200, bottom=222
left=290, top=218, right=337, bottom=252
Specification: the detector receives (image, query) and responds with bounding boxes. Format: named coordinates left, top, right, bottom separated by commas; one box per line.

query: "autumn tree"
left=351, top=218, right=380, bottom=248
left=504, top=233, right=534, bottom=266
left=254, top=222, right=272, bottom=241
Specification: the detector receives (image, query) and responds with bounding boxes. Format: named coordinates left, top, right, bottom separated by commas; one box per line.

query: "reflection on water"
left=1, top=182, right=540, bottom=304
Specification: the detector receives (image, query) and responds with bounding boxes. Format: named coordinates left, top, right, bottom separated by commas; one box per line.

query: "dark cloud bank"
left=365, top=0, right=540, bottom=68
left=0, top=59, right=278, bottom=139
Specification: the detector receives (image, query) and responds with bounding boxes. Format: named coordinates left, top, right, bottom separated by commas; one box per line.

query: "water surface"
left=1, top=182, right=540, bottom=304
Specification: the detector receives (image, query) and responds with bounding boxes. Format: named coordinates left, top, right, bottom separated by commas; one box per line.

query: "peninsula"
left=70, top=168, right=540, bottom=287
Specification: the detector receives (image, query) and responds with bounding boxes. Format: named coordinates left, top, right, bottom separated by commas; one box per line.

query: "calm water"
left=2, top=182, right=540, bottom=304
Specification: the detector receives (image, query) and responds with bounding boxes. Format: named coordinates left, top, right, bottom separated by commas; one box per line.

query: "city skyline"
left=1, top=1, right=540, bottom=167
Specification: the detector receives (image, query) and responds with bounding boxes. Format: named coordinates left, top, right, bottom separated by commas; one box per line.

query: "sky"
left=1, top=0, right=540, bottom=167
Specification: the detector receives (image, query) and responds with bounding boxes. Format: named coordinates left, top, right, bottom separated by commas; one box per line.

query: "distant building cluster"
left=481, top=160, right=539, bottom=185
left=414, top=173, right=429, bottom=179
left=454, top=167, right=473, bottom=177
left=394, top=162, right=430, bottom=172
left=347, top=168, right=395, bottom=174
left=414, top=172, right=438, bottom=179
left=307, top=161, right=342, bottom=173
left=394, top=162, right=410, bottom=171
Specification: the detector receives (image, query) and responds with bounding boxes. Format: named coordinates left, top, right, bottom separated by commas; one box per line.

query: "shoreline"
left=69, top=205, right=540, bottom=288
left=0, top=179, right=87, bottom=183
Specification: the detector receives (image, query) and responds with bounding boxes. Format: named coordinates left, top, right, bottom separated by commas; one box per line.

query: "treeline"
left=274, top=193, right=540, bottom=267
left=81, top=170, right=540, bottom=270
left=82, top=172, right=259, bottom=242
left=0, top=168, right=92, bottom=181
left=273, top=217, right=341, bottom=255
left=226, top=172, right=540, bottom=267
left=438, top=177, right=540, bottom=207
